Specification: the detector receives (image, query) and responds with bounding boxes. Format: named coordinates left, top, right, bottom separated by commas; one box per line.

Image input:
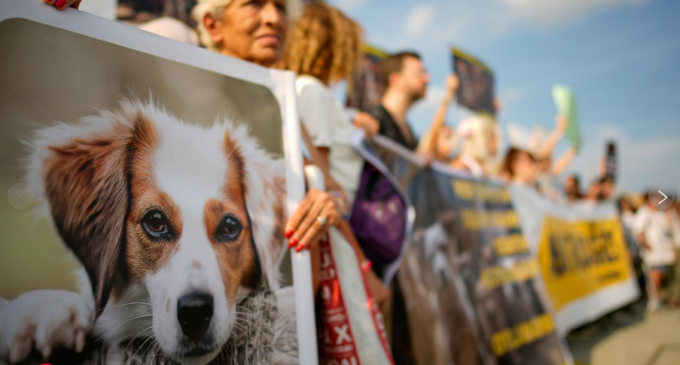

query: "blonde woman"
left=278, top=3, right=378, bottom=206
left=277, top=3, right=391, bottom=306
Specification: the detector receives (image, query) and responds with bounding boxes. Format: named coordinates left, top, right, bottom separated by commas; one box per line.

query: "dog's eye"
left=217, top=215, right=242, bottom=242
left=142, top=210, right=170, bottom=238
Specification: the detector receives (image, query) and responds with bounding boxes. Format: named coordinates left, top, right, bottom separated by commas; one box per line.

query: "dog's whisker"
left=122, top=326, right=153, bottom=364
left=97, top=301, right=153, bottom=313
left=129, top=331, right=156, bottom=364
left=94, top=313, right=153, bottom=343
left=148, top=343, right=163, bottom=364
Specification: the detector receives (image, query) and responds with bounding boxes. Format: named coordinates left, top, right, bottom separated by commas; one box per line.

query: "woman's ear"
left=203, top=12, right=224, bottom=45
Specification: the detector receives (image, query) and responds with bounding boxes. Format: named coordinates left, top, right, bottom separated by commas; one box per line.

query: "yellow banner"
left=538, top=217, right=632, bottom=310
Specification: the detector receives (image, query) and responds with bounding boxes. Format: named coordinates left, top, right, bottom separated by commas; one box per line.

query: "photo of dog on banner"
left=2, top=98, right=290, bottom=364
left=0, top=7, right=304, bottom=364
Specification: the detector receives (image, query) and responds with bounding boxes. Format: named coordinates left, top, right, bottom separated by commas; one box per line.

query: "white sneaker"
left=646, top=299, right=661, bottom=313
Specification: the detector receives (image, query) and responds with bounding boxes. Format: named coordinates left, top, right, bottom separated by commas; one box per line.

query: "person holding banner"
left=276, top=1, right=392, bottom=303
left=192, top=0, right=351, bottom=252
left=277, top=2, right=378, bottom=204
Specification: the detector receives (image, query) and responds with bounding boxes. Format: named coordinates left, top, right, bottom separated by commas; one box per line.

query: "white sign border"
left=0, top=1, right=317, bottom=363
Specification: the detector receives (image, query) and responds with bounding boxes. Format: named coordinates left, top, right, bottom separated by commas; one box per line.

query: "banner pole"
left=280, top=70, right=319, bottom=365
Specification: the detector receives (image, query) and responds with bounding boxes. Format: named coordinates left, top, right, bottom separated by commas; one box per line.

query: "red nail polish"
left=288, top=239, right=298, bottom=248
left=295, top=244, right=304, bottom=252
left=55, top=0, right=65, bottom=8
left=285, top=230, right=294, bottom=239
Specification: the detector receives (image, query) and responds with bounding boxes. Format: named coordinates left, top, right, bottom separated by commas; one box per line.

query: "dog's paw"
left=0, top=289, right=93, bottom=363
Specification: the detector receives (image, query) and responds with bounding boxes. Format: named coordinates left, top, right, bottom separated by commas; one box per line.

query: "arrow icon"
left=658, top=190, right=668, bottom=204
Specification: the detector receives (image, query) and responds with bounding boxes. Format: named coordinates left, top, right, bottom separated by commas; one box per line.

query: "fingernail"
left=55, top=0, right=65, bottom=8
left=285, top=229, right=294, bottom=239
left=288, top=239, right=298, bottom=248
left=295, top=244, right=304, bottom=252
left=44, top=0, right=55, bottom=4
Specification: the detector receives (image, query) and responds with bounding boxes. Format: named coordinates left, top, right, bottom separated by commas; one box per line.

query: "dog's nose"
left=177, top=293, right=214, bottom=341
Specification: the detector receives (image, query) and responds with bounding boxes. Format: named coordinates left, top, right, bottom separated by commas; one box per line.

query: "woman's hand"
left=353, top=112, right=380, bottom=139
left=43, top=0, right=81, bottom=10
left=285, top=188, right=342, bottom=252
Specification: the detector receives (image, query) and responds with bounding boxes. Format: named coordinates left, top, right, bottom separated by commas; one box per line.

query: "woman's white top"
left=295, top=75, right=363, bottom=203
left=632, top=206, right=680, bottom=266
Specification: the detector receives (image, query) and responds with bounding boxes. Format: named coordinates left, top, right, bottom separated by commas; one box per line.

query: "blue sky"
left=329, top=0, right=680, bottom=195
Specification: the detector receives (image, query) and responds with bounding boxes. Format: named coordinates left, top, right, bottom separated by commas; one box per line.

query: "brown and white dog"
left=0, top=99, right=287, bottom=364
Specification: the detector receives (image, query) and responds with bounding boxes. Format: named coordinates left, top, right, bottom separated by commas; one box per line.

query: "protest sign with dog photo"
left=0, top=2, right=310, bottom=364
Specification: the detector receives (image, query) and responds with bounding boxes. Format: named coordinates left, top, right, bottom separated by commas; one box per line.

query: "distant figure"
left=451, top=116, right=500, bottom=177
left=633, top=192, right=680, bottom=312
left=562, top=174, right=582, bottom=202
left=500, top=147, right=538, bottom=185
left=368, top=51, right=429, bottom=150
left=584, top=176, right=615, bottom=202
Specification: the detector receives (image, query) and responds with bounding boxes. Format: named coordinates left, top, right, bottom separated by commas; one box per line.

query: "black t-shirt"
left=368, top=104, right=418, bottom=151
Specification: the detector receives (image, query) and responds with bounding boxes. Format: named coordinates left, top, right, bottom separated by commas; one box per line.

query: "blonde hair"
left=458, top=116, right=498, bottom=161
left=192, top=0, right=233, bottom=51
left=277, top=3, right=361, bottom=88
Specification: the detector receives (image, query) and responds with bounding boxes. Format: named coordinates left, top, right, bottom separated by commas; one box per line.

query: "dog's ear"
left=246, top=166, right=287, bottom=290
left=31, top=117, right=133, bottom=311
left=224, top=125, right=288, bottom=290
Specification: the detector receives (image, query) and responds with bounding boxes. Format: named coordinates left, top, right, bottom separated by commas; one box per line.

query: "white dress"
left=295, top=75, right=364, bottom=203
left=632, top=206, right=680, bottom=267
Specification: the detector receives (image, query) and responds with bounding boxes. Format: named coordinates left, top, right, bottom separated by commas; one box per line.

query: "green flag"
left=552, top=85, right=581, bottom=152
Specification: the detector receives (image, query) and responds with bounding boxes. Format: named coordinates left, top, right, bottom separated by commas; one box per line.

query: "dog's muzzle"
left=177, top=292, right=214, bottom=341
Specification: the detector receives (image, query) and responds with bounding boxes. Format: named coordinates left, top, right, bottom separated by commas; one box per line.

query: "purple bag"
left=349, top=162, right=406, bottom=279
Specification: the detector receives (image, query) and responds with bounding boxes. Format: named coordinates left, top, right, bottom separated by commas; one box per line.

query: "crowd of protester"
left=42, top=0, right=680, bottom=358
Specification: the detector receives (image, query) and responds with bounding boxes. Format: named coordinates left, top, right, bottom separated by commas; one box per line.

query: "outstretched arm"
left=418, top=74, right=459, bottom=155
left=541, top=114, right=568, bottom=158
left=551, top=146, right=577, bottom=176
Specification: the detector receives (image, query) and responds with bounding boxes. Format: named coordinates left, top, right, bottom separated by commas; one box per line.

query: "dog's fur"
left=3, top=99, right=287, bottom=364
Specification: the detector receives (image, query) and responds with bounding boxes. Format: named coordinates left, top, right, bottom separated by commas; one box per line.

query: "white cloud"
left=406, top=5, right=436, bottom=37
left=497, top=0, right=651, bottom=28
